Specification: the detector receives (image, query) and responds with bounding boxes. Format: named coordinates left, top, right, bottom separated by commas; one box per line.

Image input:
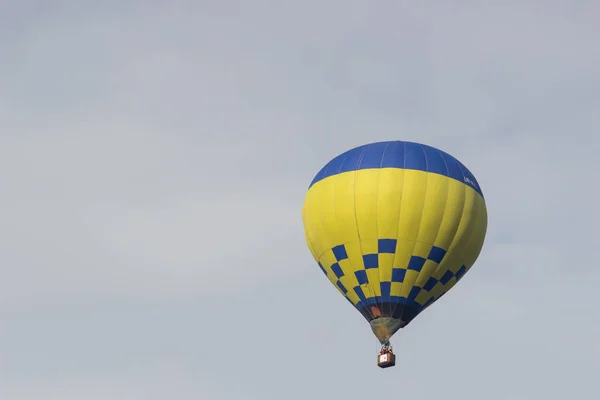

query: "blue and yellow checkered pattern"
left=318, top=239, right=469, bottom=322
left=302, top=141, right=487, bottom=339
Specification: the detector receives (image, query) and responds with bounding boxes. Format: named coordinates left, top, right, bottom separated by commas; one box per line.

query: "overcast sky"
left=1, top=1, right=599, bottom=399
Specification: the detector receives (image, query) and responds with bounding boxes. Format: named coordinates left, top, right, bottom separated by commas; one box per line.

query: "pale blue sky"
left=1, top=1, right=598, bottom=399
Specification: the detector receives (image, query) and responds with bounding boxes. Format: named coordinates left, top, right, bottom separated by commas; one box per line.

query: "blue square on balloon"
left=363, top=254, right=378, bottom=269
left=440, top=270, right=454, bottom=284
left=380, top=282, right=391, bottom=299
left=455, top=265, right=467, bottom=280
left=378, top=239, right=397, bottom=254
left=391, top=268, right=406, bottom=282
left=407, top=256, right=425, bottom=272
left=330, top=263, right=344, bottom=278
left=355, top=270, right=368, bottom=285
left=423, top=277, right=438, bottom=291
left=332, top=245, right=348, bottom=261
left=336, top=280, right=348, bottom=294
left=353, top=286, right=367, bottom=301
left=428, top=246, right=447, bottom=263
left=408, top=286, right=421, bottom=301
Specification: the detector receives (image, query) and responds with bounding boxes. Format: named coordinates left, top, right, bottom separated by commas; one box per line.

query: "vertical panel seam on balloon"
left=406, top=144, right=434, bottom=313
left=315, top=158, right=336, bottom=289
left=391, top=163, right=423, bottom=321
left=437, top=191, right=482, bottom=317
left=451, top=189, right=486, bottom=287
left=430, top=155, right=469, bottom=297
left=330, top=152, right=351, bottom=303
left=417, top=148, right=453, bottom=306
left=390, top=142, right=413, bottom=319
left=388, top=142, right=407, bottom=319
left=375, top=143, right=389, bottom=311
left=333, top=151, right=370, bottom=316
left=353, top=145, right=378, bottom=320
left=375, top=142, right=398, bottom=315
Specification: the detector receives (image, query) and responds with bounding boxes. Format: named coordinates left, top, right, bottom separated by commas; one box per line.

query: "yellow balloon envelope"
left=302, top=141, right=487, bottom=343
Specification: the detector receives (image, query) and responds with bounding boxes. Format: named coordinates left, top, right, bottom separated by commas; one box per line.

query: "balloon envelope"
left=302, top=141, right=487, bottom=343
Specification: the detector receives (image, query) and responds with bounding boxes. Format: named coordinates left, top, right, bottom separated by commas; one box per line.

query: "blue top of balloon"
left=309, top=141, right=483, bottom=197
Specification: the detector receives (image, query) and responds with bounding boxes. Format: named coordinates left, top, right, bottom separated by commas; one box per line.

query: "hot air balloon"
left=302, top=141, right=487, bottom=368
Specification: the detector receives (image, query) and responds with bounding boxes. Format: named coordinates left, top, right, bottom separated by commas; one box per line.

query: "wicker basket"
left=377, top=352, right=396, bottom=368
